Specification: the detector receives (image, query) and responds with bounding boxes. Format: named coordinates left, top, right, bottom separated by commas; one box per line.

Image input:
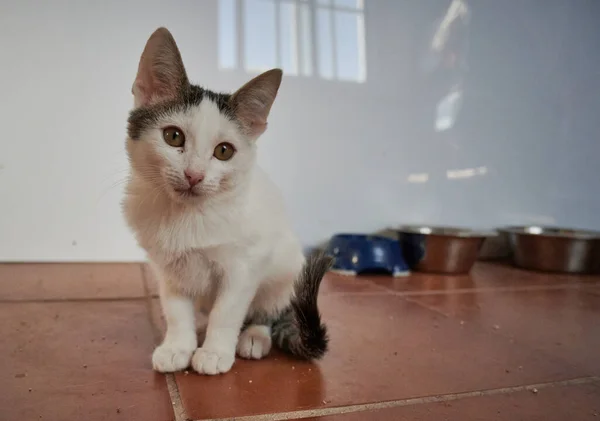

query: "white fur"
left=124, top=99, right=305, bottom=375
left=237, top=324, right=272, bottom=360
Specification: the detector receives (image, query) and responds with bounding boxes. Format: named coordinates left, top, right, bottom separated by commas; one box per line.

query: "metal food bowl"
left=397, top=226, right=496, bottom=274
left=501, top=226, right=600, bottom=274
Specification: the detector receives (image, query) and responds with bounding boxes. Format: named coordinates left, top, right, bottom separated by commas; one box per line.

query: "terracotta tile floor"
left=1, top=262, right=599, bottom=421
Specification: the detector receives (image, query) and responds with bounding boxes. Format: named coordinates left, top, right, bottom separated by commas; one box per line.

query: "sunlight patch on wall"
left=446, top=166, right=487, bottom=180
left=218, top=0, right=367, bottom=83
left=407, top=173, right=430, bottom=184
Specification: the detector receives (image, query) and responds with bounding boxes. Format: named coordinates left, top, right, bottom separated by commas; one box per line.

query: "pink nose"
left=184, top=169, right=204, bottom=187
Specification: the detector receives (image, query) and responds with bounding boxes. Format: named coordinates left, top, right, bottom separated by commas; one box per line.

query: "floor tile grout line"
left=317, top=283, right=588, bottom=301
left=326, top=277, right=394, bottom=294
left=166, top=374, right=189, bottom=421
left=402, top=295, right=452, bottom=319
left=127, top=283, right=584, bottom=300
left=0, top=296, right=149, bottom=304
left=169, top=282, right=596, bottom=300
left=0, top=280, right=594, bottom=305
left=140, top=263, right=190, bottom=421
left=0, top=283, right=585, bottom=304
left=205, top=376, right=600, bottom=421
left=384, top=283, right=586, bottom=297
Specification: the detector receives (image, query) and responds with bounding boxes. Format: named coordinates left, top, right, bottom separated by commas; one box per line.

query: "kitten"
left=122, top=28, right=332, bottom=375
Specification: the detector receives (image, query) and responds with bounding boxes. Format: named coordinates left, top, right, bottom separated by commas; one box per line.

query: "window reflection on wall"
left=219, top=0, right=367, bottom=83
left=422, top=0, right=470, bottom=132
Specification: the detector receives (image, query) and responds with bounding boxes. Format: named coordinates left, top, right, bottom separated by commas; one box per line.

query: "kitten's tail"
left=272, top=251, right=333, bottom=360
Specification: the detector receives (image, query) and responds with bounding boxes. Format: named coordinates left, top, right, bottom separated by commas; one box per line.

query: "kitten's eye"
left=213, top=142, right=236, bottom=161
left=163, top=126, right=185, bottom=147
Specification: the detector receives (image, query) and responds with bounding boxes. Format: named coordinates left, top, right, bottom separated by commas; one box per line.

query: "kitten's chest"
left=152, top=208, right=242, bottom=255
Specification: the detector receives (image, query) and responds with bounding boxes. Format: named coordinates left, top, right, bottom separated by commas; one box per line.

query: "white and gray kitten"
left=122, top=28, right=331, bottom=375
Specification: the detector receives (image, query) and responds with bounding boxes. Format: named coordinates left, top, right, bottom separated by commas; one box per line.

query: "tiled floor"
left=1, top=262, right=599, bottom=421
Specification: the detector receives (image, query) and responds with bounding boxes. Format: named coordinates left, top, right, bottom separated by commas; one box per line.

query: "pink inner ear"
left=231, top=69, right=282, bottom=138
left=132, top=77, right=153, bottom=108
left=133, top=28, right=188, bottom=107
left=133, top=71, right=176, bottom=107
left=247, top=121, right=268, bottom=138
left=235, top=103, right=269, bottom=137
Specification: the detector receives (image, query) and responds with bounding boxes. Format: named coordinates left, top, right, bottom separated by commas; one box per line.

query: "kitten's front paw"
left=237, top=325, right=272, bottom=360
left=152, top=342, right=195, bottom=373
left=191, top=347, right=235, bottom=375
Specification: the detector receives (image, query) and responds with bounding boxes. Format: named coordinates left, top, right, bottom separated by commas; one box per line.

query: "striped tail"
left=271, top=251, right=333, bottom=360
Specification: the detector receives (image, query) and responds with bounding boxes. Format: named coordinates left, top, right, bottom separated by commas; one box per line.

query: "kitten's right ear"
left=132, top=27, right=189, bottom=108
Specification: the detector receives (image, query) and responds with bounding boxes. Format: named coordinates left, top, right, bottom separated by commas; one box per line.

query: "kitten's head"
left=126, top=28, right=282, bottom=204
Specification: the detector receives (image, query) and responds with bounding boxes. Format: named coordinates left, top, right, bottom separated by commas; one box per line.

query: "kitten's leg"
left=236, top=267, right=299, bottom=360
left=152, top=289, right=197, bottom=373
left=191, top=265, right=256, bottom=375
left=237, top=310, right=273, bottom=360
left=237, top=323, right=272, bottom=360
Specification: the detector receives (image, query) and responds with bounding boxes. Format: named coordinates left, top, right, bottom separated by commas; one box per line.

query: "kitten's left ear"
left=230, top=69, right=283, bottom=139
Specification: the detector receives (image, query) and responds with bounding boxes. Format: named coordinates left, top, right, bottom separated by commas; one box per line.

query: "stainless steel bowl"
left=397, top=226, right=497, bottom=274
left=501, top=226, right=600, bottom=274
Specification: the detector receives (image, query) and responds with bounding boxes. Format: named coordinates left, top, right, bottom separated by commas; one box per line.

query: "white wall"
left=0, top=0, right=598, bottom=262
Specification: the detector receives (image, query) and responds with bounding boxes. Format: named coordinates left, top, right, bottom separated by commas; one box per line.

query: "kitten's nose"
left=184, top=169, right=204, bottom=187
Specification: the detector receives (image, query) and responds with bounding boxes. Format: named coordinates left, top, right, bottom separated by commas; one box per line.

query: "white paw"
left=191, top=347, right=235, bottom=375
left=152, top=342, right=195, bottom=373
left=237, top=325, right=272, bottom=360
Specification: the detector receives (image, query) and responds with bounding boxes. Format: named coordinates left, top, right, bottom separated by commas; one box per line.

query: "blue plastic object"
left=325, top=234, right=410, bottom=277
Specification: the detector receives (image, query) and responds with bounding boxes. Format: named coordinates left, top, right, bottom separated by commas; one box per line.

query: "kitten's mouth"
left=173, top=187, right=200, bottom=198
